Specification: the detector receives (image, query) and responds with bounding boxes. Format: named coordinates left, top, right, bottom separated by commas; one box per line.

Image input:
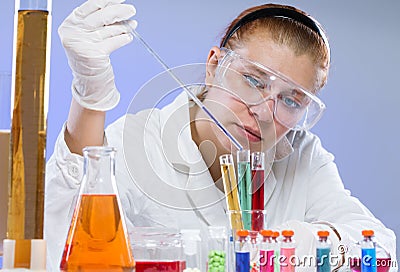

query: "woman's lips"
left=238, top=125, right=262, bottom=142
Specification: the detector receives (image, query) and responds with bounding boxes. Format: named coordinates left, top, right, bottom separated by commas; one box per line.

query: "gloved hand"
left=58, top=0, right=137, bottom=111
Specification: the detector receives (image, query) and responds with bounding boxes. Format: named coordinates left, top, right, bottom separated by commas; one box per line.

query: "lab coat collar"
left=274, top=130, right=295, bottom=161
left=158, top=90, right=228, bottom=227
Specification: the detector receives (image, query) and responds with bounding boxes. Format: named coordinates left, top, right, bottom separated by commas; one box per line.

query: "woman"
left=45, top=0, right=397, bottom=270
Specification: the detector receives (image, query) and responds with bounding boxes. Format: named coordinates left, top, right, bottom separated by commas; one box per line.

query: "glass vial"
left=60, top=147, right=135, bottom=271
left=7, top=0, right=52, bottom=239
left=181, top=229, right=202, bottom=271
left=280, top=230, right=295, bottom=272
left=235, top=229, right=250, bottom=272
left=207, top=226, right=227, bottom=272
left=361, top=229, right=377, bottom=272
left=316, top=231, right=331, bottom=272
left=248, top=230, right=260, bottom=271
left=259, top=229, right=274, bottom=272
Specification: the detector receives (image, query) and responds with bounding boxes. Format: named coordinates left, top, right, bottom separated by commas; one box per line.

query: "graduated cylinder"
left=7, top=0, right=51, bottom=239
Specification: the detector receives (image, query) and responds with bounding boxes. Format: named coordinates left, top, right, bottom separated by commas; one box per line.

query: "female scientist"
left=44, top=0, right=397, bottom=270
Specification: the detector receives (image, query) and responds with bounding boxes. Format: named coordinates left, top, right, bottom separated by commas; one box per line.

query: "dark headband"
left=221, top=7, right=329, bottom=51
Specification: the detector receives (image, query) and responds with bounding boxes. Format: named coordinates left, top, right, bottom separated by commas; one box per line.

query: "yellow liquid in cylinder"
left=60, top=194, right=135, bottom=271
left=7, top=10, right=49, bottom=239
left=221, top=163, right=243, bottom=231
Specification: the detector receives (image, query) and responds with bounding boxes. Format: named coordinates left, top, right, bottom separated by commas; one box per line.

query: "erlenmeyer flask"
left=60, top=147, right=135, bottom=271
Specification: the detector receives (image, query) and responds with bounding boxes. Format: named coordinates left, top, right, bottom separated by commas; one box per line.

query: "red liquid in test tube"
left=251, top=152, right=265, bottom=231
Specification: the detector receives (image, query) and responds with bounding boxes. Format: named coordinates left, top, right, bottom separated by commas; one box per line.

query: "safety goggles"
left=214, top=48, right=326, bottom=130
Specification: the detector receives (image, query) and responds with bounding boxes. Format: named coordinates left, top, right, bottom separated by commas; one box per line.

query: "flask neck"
left=82, top=146, right=117, bottom=195
left=16, top=0, right=51, bottom=12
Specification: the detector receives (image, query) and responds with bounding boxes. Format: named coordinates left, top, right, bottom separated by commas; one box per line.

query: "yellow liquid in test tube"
left=220, top=154, right=243, bottom=231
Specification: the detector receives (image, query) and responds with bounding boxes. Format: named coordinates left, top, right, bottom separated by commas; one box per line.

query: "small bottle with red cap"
left=280, top=230, right=296, bottom=272
left=361, top=229, right=377, bottom=272
left=316, top=230, right=331, bottom=272
left=248, top=230, right=260, bottom=271
left=235, top=229, right=251, bottom=272
left=259, top=229, right=275, bottom=272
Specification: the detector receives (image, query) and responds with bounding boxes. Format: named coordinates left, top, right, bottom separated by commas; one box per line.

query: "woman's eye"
left=281, top=96, right=301, bottom=109
left=243, top=74, right=264, bottom=89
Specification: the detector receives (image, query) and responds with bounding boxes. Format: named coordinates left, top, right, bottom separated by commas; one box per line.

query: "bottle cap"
left=282, top=230, right=294, bottom=237
left=236, top=229, right=249, bottom=237
left=260, top=230, right=273, bottom=237
left=272, top=231, right=280, bottom=238
left=362, top=229, right=374, bottom=237
left=317, top=230, right=330, bottom=237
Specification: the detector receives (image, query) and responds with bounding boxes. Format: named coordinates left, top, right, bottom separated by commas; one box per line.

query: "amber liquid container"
left=60, top=147, right=135, bottom=271
left=7, top=0, right=51, bottom=240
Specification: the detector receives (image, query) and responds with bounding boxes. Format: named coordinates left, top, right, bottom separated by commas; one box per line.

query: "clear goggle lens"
left=215, top=48, right=326, bottom=130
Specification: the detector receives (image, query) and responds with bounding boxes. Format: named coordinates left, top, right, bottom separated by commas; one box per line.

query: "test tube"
left=251, top=152, right=265, bottom=231
left=220, top=154, right=243, bottom=231
left=237, top=150, right=251, bottom=230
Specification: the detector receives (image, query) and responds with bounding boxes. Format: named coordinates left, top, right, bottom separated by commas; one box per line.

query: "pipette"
left=130, top=28, right=243, bottom=151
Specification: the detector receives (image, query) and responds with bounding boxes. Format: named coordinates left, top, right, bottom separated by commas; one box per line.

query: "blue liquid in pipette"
left=361, top=248, right=377, bottom=272
left=316, top=248, right=331, bottom=272
left=235, top=251, right=250, bottom=272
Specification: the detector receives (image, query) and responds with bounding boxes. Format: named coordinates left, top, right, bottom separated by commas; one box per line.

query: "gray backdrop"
left=0, top=0, right=398, bottom=260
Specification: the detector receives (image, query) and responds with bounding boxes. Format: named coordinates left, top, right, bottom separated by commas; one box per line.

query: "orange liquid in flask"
left=60, top=194, right=135, bottom=271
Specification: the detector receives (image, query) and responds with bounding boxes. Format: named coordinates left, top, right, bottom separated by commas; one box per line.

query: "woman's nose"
left=248, top=99, right=275, bottom=123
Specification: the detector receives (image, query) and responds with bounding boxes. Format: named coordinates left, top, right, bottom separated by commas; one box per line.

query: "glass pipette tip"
left=130, top=28, right=243, bottom=151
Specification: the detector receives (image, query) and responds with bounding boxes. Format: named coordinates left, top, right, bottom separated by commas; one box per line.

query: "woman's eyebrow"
left=241, top=61, right=270, bottom=77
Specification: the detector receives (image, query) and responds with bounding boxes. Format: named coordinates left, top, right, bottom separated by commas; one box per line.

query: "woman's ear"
left=205, top=46, right=221, bottom=85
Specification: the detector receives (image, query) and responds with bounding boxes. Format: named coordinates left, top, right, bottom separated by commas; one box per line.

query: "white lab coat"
left=45, top=91, right=397, bottom=271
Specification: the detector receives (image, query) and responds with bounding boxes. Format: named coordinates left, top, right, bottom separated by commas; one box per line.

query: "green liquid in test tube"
left=237, top=150, right=251, bottom=230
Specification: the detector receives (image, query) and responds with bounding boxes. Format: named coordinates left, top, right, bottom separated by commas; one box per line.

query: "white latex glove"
left=58, top=0, right=137, bottom=111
